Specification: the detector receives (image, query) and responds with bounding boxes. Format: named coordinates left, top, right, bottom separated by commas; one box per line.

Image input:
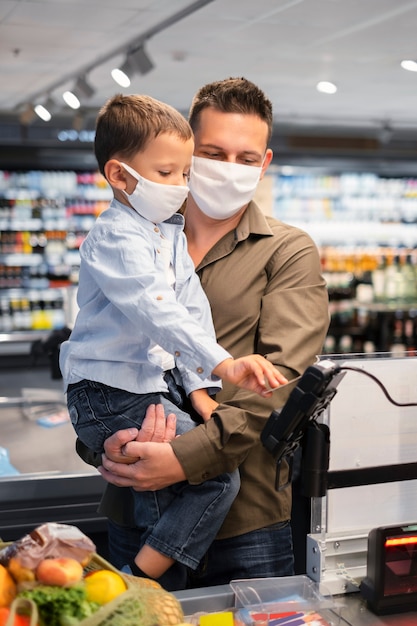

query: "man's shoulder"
left=248, top=203, right=315, bottom=245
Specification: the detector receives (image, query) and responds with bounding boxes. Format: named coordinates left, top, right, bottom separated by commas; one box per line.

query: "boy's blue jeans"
left=67, top=371, right=240, bottom=570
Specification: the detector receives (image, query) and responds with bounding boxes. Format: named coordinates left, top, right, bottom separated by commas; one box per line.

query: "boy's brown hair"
left=94, top=93, right=193, bottom=176
left=188, top=77, right=273, bottom=143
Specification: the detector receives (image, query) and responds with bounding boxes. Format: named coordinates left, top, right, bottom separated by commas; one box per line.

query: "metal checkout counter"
left=176, top=354, right=417, bottom=624
left=2, top=352, right=417, bottom=624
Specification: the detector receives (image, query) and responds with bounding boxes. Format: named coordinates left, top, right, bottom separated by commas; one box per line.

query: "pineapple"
left=135, top=587, right=184, bottom=625
left=80, top=585, right=184, bottom=626
left=125, top=576, right=184, bottom=624
left=123, top=573, right=163, bottom=590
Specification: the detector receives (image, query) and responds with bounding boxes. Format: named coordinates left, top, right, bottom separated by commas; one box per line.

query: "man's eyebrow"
left=198, top=143, right=224, bottom=151
left=199, top=143, right=262, bottom=158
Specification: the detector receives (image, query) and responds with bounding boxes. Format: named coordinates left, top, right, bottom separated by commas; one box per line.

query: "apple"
left=36, top=557, right=84, bottom=586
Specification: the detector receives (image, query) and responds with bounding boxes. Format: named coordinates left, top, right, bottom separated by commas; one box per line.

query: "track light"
left=33, top=96, right=55, bottom=122
left=63, top=90, right=81, bottom=110
left=15, top=1, right=214, bottom=122
left=128, top=45, right=154, bottom=75
left=63, top=75, right=95, bottom=110
left=74, top=76, right=95, bottom=99
left=111, top=44, right=154, bottom=87
left=401, top=59, right=417, bottom=72
left=111, top=62, right=131, bottom=88
left=316, top=80, right=338, bottom=94
left=34, top=104, right=51, bottom=122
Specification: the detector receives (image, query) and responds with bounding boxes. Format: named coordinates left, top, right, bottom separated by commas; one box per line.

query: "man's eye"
left=241, top=159, right=259, bottom=166
left=202, top=151, right=221, bottom=159
left=159, top=171, right=170, bottom=177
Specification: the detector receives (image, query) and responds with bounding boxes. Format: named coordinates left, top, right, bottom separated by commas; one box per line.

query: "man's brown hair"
left=188, top=77, right=273, bottom=143
left=94, top=93, right=193, bottom=175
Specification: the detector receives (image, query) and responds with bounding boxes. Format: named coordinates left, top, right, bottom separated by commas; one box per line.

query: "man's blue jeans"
left=189, top=520, right=294, bottom=587
left=107, top=518, right=294, bottom=591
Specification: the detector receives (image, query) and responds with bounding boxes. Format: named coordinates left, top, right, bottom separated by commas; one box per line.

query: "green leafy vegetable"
left=19, top=584, right=99, bottom=626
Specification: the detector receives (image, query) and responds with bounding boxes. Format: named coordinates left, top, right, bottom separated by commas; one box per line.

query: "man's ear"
left=259, top=148, right=273, bottom=180
left=104, top=159, right=128, bottom=190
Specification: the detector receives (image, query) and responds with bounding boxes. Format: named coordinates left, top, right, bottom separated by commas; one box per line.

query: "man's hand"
left=213, top=355, right=288, bottom=397
left=99, top=403, right=184, bottom=490
left=135, top=403, right=177, bottom=443
left=99, top=441, right=186, bottom=491
left=103, top=404, right=177, bottom=464
left=102, top=427, right=140, bottom=464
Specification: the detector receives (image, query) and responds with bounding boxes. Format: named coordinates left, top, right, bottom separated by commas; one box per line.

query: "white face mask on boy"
left=188, top=156, right=262, bottom=220
left=121, top=162, right=189, bottom=224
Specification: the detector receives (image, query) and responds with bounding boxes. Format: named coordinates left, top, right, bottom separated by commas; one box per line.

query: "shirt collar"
left=195, top=201, right=274, bottom=271
left=234, top=200, right=275, bottom=242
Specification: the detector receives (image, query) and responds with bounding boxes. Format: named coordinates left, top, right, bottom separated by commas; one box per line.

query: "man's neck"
left=184, top=197, right=246, bottom=267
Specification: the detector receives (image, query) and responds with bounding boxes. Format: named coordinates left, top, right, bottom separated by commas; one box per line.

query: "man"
left=81, top=77, right=329, bottom=588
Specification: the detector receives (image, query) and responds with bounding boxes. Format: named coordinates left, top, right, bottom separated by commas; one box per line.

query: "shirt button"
left=175, top=351, right=181, bottom=357
left=196, top=366, right=204, bottom=374
left=154, top=227, right=159, bottom=233
left=156, top=295, right=163, bottom=301
left=156, top=249, right=160, bottom=253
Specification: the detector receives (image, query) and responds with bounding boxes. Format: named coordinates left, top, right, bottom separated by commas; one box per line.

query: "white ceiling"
left=1, top=0, right=417, bottom=138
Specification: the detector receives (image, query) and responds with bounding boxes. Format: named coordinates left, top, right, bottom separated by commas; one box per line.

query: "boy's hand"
left=213, top=355, right=288, bottom=397
left=189, top=389, right=219, bottom=422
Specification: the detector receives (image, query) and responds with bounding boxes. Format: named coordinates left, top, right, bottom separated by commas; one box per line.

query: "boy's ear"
left=105, top=159, right=128, bottom=190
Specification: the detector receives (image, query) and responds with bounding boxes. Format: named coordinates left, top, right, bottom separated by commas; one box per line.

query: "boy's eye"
left=184, top=172, right=190, bottom=181
left=159, top=171, right=171, bottom=177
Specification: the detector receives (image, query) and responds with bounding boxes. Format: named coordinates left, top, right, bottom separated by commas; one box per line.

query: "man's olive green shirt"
left=84, top=201, right=329, bottom=539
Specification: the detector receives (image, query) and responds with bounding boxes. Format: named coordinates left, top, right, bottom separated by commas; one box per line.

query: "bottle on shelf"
left=371, top=253, right=387, bottom=302
left=402, top=253, right=417, bottom=303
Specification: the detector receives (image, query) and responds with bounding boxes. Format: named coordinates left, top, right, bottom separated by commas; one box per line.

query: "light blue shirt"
left=59, top=198, right=231, bottom=396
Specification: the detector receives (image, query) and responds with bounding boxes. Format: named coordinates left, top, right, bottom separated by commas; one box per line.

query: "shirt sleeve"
left=81, top=217, right=231, bottom=382
left=172, top=228, right=330, bottom=483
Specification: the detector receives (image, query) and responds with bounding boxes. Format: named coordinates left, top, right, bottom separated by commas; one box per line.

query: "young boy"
left=59, top=94, right=286, bottom=584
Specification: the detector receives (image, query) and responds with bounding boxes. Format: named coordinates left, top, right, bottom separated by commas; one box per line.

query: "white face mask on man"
left=188, top=156, right=262, bottom=220
left=121, top=162, right=189, bottom=224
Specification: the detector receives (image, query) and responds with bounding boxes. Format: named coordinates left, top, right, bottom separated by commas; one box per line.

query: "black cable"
left=340, top=365, right=417, bottom=408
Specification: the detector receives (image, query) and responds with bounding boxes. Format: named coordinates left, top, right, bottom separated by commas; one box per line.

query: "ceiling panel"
left=0, top=0, right=416, bottom=147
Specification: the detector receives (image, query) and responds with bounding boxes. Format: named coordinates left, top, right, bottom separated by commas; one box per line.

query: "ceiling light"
left=33, top=96, right=55, bottom=122
left=34, top=104, right=52, bottom=122
left=74, top=76, right=95, bottom=99
left=111, top=44, right=154, bottom=87
left=62, top=77, right=94, bottom=109
left=401, top=59, right=417, bottom=72
left=111, top=65, right=131, bottom=88
left=316, top=81, right=338, bottom=94
left=63, top=90, right=81, bottom=110
left=128, top=45, right=154, bottom=75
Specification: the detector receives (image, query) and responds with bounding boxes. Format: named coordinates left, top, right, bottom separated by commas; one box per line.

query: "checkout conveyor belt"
left=175, top=584, right=417, bottom=625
